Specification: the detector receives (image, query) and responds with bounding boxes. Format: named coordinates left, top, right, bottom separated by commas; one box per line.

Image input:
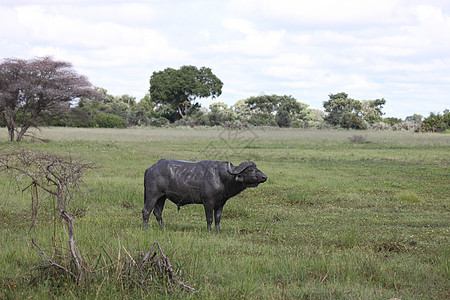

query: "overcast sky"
left=1, top=0, right=449, bottom=118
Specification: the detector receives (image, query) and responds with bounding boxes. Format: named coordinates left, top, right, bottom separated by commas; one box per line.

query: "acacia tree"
left=0, top=56, right=97, bottom=141
left=149, top=65, right=223, bottom=120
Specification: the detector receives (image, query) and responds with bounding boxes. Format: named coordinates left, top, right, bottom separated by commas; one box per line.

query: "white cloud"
left=228, top=0, right=412, bottom=27
left=260, top=53, right=316, bottom=89
left=11, top=5, right=188, bottom=67
left=212, top=18, right=286, bottom=56
left=408, top=5, right=450, bottom=51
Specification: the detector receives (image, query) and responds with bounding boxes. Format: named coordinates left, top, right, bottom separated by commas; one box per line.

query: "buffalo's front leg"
left=214, top=206, right=223, bottom=233
left=204, top=205, right=214, bottom=232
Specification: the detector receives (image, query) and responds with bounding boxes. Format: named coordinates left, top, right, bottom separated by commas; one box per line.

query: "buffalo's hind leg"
left=153, top=197, right=166, bottom=228
left=143, top=186, right=164, bottom=229
left=142, top=200, right=154, bottom=230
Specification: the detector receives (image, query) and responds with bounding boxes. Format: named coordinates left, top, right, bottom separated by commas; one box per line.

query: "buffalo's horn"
left=227, top=161, right=254, bottom=175
left=227, top=162, right=234, bottom=174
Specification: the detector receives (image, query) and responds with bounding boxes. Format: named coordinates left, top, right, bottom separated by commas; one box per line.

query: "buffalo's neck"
left=223, top=180, right=246, bottom=200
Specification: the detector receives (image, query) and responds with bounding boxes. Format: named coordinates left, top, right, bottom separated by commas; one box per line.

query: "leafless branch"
left=140, top=242, right=196, bottom=294
left=0, top=149, right=97, bottom=284
left=31, top=238, right=77, bottom=280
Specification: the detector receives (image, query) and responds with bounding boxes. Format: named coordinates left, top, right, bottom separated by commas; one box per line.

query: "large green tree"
left=0, top=56, right=97, bottom=141
left=149, top=65, right=223, bottom=120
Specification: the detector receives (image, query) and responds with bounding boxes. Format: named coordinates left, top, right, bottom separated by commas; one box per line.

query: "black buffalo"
left=142, top=159, right=267, bottom=232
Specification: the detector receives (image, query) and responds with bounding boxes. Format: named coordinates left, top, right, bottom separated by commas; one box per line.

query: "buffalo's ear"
left=235, top=174, right=244, bottom=182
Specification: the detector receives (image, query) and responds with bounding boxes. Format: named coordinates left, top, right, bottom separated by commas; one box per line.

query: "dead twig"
left=140, top=242, right=196, bottom=294
left=0, top=149, right=97, bottom=285
left=31, top=238, right=77, bottom=281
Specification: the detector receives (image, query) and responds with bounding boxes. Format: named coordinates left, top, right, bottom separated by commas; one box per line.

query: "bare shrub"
left=0, top=150, right=195, bottom=295
left=0, top=149, right=96, bottom=282
left=348, top=135, right=367, bottom=144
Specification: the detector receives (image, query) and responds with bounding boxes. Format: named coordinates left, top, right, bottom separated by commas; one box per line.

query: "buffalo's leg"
left=214, top=206, right=223, bottom=233
left=153, top=197, right=166, bottom=228
left=204, top=205, right=214, bottom=232
left=142, top=188, right=163, bottom=229
left=142, top=202, right=153, bottom=229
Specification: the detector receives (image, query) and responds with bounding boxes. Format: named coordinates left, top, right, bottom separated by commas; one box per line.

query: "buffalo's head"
left=227, top=161, right=267, bottom=187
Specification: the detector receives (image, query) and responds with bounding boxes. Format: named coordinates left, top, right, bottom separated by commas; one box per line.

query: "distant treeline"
left=11, top=88, right=446, bottom=132
left=2, top=58, right=449, bottom=142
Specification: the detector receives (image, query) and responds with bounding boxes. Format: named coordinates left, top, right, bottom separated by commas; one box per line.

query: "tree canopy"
left=361, top=98, right=386, bottom=123
left=0, top=56, right=97, bottom=141
left=244, top=94, right=308, bottom=127
left=149, top=66, right=223, bottom=120
left=323, top=93, right=386, bottom=129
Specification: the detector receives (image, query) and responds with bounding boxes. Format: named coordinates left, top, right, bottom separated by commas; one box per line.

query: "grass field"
left=0, top=127, right=449, bottom=299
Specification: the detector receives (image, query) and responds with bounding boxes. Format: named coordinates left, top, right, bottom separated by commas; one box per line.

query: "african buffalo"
left=142, top=159, right=267, bottom=232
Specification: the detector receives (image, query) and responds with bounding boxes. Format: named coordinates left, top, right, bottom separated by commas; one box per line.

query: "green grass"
left=0, top=127, right=449, bottom=299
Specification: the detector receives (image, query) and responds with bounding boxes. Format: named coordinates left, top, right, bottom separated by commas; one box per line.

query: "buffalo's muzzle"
left=260, top=174, right=268, bottom=182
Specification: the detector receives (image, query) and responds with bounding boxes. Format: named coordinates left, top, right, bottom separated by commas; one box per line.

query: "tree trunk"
left=3, top=109, right=16, bottom=141
left=16, top=126, right=29, bottom=142
left=15, top=108, right=41, bottom=142
left=177, top=106, right=184, bottom=119
left=7, top=126, right=15, bottom=142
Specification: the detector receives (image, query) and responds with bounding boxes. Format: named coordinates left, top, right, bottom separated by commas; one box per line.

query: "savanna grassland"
left=0, top=127, right=449, bottom=299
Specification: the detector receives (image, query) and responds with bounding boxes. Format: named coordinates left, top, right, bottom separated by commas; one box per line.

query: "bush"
left=171, top=116, right=196, bottom=127
left=148, top=117, right=170, bottom=127
left=383, top=117, right=403, bottom=126
left=369, top=122, right=392, bottom=130
left=422, top=110, right=449, bottom=132
left=247, top=114, right=278, bottom=127
left=348, top=135, right=367, bottom=144
left=395, top=191, right=421, bottom=203
left=63, top=108, right=96, bottom=127
left=94, top=113, right=127, bottom=128
left=393, top=121, right=422, bottom=132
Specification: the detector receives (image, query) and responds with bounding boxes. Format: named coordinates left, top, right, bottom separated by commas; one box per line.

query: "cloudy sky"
left=1, top=0, right=449, bottom=118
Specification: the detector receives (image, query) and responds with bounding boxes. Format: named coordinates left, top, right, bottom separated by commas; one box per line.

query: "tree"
left=323, top=93, right=365, bottom=129
left=244, top=94, right=308, bottom=127
left=128, top=93, right=157, bottom=126
left=0, top=56, right=97, bottom=141
left=405, top=114, right=423, bottom=122
left=208, top=102, right=235, bottom=126
left=149, top=65, right=223, bottom=120
left=275, top=95, right=308, bottom=127
left=383, top=117, right=403, bottom=126
left=232, top=99, right=252, bottom=123
left=422, top=110, right=449, bottom=132
left=361, top=98, right=386, bottom=123
left=76, top=87, right=158, bottom=126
